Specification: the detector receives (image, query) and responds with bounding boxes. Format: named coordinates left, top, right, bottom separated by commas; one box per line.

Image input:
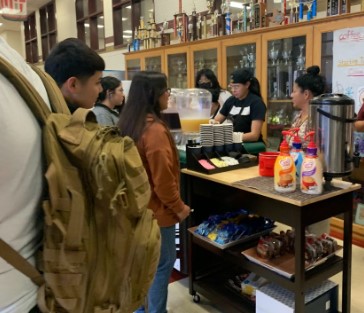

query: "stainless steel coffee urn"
left=309, top=93, right=360, bottom=186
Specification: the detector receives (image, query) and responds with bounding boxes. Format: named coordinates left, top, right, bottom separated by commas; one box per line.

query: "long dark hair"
left=118, top=71, right=167, bottom=142
left=295, top=65, right=326, bottom=96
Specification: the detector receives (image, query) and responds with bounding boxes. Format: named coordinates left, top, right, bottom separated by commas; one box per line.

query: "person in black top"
left=213, top=68, right=266, bottom=143
left=195, top=68, right=231, bottom=118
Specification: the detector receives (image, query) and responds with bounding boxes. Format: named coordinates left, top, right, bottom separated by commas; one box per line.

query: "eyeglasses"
left=229, top=84, right=242, bottom=90
left=160, top=87, right=171, bottom=95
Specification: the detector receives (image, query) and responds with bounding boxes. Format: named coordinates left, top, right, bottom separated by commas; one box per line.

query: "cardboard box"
left=256, top=280, right=338, bottom=313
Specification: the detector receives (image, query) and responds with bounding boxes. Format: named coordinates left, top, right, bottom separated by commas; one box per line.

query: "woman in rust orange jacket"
left=118, top=71, right=190, bottom=313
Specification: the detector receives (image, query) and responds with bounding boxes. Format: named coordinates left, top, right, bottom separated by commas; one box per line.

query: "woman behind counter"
left=290, top=65, right=326, bottom=148
left=118, top=71, right=191, bottom=313
left=213, top=68, right=266, bottom=143
left=195, top=68, right=231, bottom=118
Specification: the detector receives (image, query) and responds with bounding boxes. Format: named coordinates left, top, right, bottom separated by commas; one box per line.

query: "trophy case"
left=189, top=41, right=221, bottom=87
left=165, top=47, right=190, bottom=89
left=221, top=34, right=261, bottom=90
left=125, top=57, right=141, bottom=80
left=125, top=49, right=164, bottom=79
left=262, top=26, right=313, bottom=151
left=145, top=55, right=163, bottom=72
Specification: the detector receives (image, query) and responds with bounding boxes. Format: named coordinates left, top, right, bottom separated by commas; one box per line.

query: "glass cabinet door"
left=192, top=48, right=218, bottom=85
left=167, top=52, right=188, bottom=89
left=225, top=43, right=257, bottom=84
left=145, top=56, right=162, bottom=72
left=126, top=58, right=141, bottom=80
left=265, top=35, right=307, bottom=151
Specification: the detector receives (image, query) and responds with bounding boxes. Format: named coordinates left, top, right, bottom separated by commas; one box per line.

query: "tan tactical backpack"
left=0, top=57, right=161, bottom=313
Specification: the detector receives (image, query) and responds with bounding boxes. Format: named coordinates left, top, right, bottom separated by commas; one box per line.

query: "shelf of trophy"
left=261, top=26, right=313, bottom=151
left=190, top=41, right=221, bottom=86
left=221, top=35, right=261, bottom=88
left=125, top=58, right=142, bottom=80
left=164, top=46, right=190, bottom=89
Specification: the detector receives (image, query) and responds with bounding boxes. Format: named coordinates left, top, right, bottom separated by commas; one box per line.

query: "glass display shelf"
left=167, top=52, right=188, bottom=89
left=145, top=55, right=162, bottom=72
left=126, top=58, right=141, bottom=80
left=266, top=35, right=306, bottom=151
left=192, top=48, right=218, bottom=85
left=225, top=43, right=256, bottom=84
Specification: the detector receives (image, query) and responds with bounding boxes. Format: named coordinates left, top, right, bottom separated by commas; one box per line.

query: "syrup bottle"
left=300, top=131, right=323, bottom=195
left=290, top=128, right=304, bottom=180
left=274, top=130, right=296, bottom=192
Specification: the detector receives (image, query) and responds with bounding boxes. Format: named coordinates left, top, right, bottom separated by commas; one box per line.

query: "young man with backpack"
left=0, top=37, right=51, bottom=313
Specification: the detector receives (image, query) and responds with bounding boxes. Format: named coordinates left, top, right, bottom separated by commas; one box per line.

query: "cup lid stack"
left=223, top=124, right=234, bottom=145
left=213, top=124, right=225, bottom=147
left=200, top=124, right=213, bottom=148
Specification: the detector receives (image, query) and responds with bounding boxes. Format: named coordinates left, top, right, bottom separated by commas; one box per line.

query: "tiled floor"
left=167, top=241, right=364, bottom=313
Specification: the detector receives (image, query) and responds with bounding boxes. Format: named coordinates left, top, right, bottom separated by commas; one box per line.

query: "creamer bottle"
left=289, top=128, right=304, bottom=180
left=274, top=131, right=296, bottom=193
left=300, top=131, right=323, bottom=195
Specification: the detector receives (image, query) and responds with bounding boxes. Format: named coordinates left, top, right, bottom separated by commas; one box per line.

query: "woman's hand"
left=176, top=204, right=191, bottom=222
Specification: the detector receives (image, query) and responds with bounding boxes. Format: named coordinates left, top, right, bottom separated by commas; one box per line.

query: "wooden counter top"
left=181, top=166, right=260, bottom=186
left=181, top=167, right=362, bottom=207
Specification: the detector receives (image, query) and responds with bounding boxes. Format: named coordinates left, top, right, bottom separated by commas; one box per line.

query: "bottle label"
left=274, top=156, right=296, bottom=192
left=301, top=158, right=321, bottom=194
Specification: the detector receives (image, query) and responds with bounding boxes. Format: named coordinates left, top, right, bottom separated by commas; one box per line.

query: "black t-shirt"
left=220, top=92, right=266, bottom=134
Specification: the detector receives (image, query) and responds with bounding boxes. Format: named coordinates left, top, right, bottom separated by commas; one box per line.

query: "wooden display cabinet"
left=164, top=46, right=190, bottom=89
left=124, top=49, right=164, bottom=80
left=261, top=25, right=313, bottom=151
left=221, top=34, right=262, bottom=90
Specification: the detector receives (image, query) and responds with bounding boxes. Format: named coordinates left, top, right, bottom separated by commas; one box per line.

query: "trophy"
left=269, top=44, right=279, bottom=66
left=207, top=0, right=215, bottom=14
left=282, top=46, right=291, bottom=65
left=252, top=0, right=266, bottom=29
left=248, top=52, right=255, bottom=69
left=242, top=2, right=249, bottom=32
left=296, top=43, right=305, bottom=70
left=160, top=20, right=170, bottom=46
left=239, top=48, right=249, bottom=69
left=174, top=11, right=188, bottom=43
left=176, top=59, right=186, bottom=88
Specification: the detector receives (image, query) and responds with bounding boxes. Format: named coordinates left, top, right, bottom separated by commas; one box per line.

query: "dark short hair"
left=295, top=65, right=326, bottom=96
left=97, top=76, right=121, bottom=102
left=44, top=38, right=105, bottom=87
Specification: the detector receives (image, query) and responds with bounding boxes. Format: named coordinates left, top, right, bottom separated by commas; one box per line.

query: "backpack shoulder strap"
left=30, top=64, right=70, bottom=115
left=0, top=239, right=44, bottom=287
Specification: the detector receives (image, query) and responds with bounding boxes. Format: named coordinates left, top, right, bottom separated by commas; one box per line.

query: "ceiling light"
left=126, top=5, right=131, bottom=9
left=123, top=30, right=133, bottom=34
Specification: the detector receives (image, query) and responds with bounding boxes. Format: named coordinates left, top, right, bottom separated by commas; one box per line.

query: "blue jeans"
left=135, top=225, right=176, bottom=313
